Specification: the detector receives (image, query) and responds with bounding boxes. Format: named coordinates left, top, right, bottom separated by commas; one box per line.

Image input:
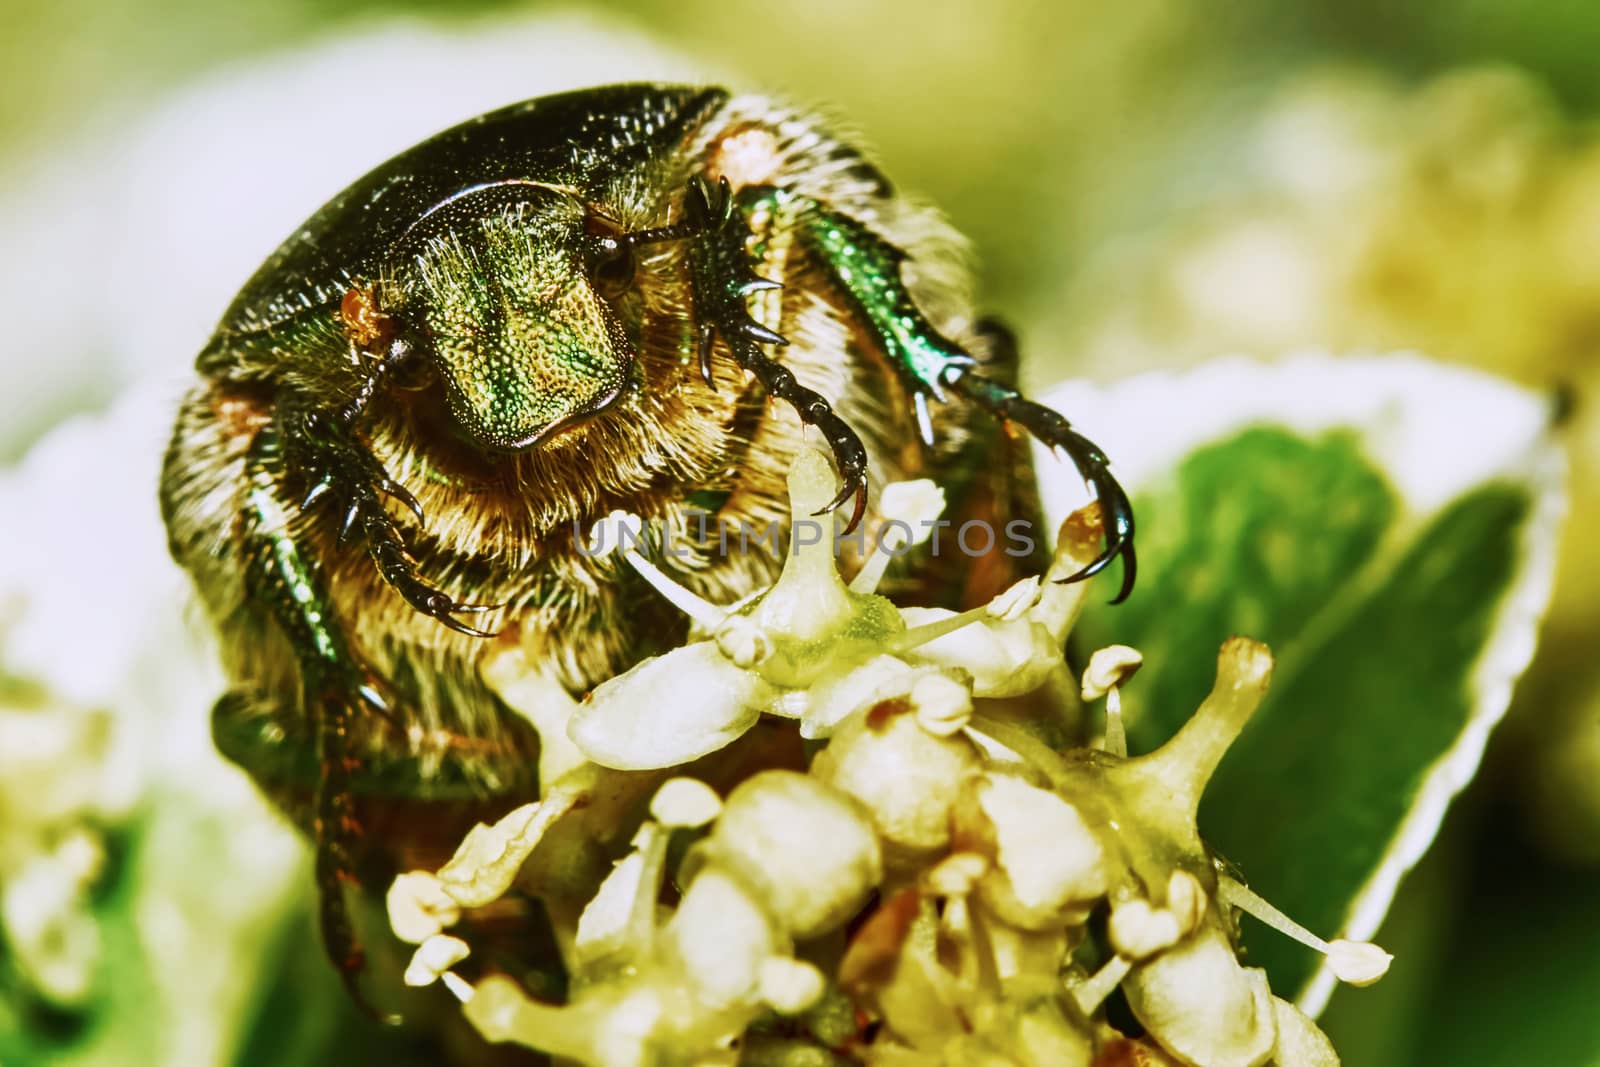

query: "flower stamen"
left=1083, top=644, right=1143, bottom=758
left=1217, top=874, right=1391, bottom=986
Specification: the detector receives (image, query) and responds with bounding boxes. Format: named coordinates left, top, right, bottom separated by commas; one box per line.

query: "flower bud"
left=666, top=867, right=784, bottom=1010
left=758, top=957, right=826, bottom=1015
left=964, top=772, right=1109, bottom=929
left=813, top=703, right=979, bottom=863
left=706, top=771, right=882, bottom=938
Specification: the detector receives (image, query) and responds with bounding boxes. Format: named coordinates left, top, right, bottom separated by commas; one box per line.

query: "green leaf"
left=1039, top=353, right=1563, bottom=1012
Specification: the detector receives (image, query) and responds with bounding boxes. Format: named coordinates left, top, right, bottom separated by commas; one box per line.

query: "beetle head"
left=392, top=182, right=636, bottom=452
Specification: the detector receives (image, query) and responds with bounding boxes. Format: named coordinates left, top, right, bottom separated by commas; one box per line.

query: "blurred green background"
left=3, top=1, right=1599, bottom=1063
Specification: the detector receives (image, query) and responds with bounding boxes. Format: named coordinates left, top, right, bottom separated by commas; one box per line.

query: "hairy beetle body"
left=159, top=83, right=1133, bottom=1010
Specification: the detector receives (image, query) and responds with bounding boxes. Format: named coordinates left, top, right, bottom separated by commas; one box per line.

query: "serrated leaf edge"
left=1034, top=353, right=1568, bottom=1016
left=1296, top=439, right=1565, bottom=1015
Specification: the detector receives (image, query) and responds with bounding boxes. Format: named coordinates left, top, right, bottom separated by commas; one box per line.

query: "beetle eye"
left=587, top=235, right=636, bottom=300
left=584, top=212, right=636, bottom=300
left=389, top=347, right=435, bottom=391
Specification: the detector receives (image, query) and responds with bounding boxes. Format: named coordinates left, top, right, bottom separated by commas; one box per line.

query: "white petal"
left=975, top=773, right=1109, bottom=929
left=665, top=867, right=784, bottom=1011
left=878, top=478, right=947, bottom=535
left=568, top=643, right=770, bottom=770
left=814, top=708, right=978, bottom=860
left=798, top=654, right=921, bottom=738
left=1271, top=997, right=1341, bottom=1067
left=574, top=850, right=649, bottom=962
left=481, top=646, right=589, bottom=790
left=1124, top=924, right=1277, bottom=1067
left=437, top=785, right=585, bottom=908
left=900, top=607, right=1059, bottom=699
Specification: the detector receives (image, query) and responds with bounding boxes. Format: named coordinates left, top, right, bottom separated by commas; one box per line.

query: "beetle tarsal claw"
left=432, top=601, right=507, bottom=639
left=434, top=613, right=501, bottom=639
left=1064, top=463, right=1137, bottom=603
left=816, top=470, right=869, bottom=532
left=377, top=477, right=425, bottom=526
left=406, top=585, right=504, bottom=638
left=946, top=370, right=1137, bottom=603
left=744, top=364, right=871, bottom=534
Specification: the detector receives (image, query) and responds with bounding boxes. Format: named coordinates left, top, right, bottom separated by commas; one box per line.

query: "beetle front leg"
left=647, top=176, right=870, bottom=529
left=279, top=391, right=501, bottom=637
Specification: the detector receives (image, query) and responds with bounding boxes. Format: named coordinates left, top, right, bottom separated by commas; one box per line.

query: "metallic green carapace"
left=158, top=83, right=1134, bottom=1015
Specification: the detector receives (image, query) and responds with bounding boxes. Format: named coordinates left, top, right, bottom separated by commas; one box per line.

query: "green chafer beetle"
left=159, top=83, right=1135, bottom=1014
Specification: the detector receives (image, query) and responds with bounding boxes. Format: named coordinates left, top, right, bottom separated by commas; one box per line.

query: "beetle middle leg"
left=239, top=421, right=402, bottom=1021
left=946, top=319, right=1137, bottom=603
left=783, top=197, right=1137, bottom=600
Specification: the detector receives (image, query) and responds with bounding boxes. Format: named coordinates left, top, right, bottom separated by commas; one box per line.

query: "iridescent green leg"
left=239, top=422, right=397, bottom=1021
left=787, top=194, right=1137, bottom=601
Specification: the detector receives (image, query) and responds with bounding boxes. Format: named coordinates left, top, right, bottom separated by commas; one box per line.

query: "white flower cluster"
left=387, top=449, right=1388, bottom=1066
left=0, top=390, right=310, bottom=1063
left=0, top=698, right=127, bottom=1007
